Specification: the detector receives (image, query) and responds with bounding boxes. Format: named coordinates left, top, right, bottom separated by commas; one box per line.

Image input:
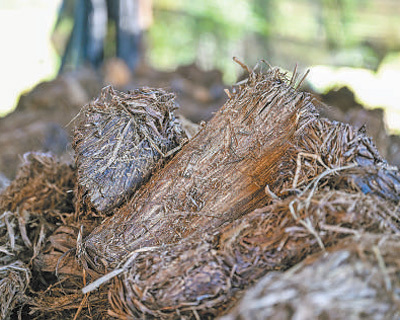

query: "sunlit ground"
left=0, top=1, right=61, bottom=116
left=308, top=54, right=400, bottom=134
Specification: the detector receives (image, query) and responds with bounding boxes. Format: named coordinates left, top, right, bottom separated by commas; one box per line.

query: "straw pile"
left=0, top=152, right=75, bottom=319
left=0, top=260, right=30, bottom=320
left=0, top=59, right=399, bottom=319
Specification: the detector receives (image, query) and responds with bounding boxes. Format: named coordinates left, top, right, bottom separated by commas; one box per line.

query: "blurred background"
left=0, top=0, right=400, bottom=185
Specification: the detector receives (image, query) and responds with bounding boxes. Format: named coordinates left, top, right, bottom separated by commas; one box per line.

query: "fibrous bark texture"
left=222, top=234, right=400, bottom=320
left=78, top=68, right=318, bottom=273
left=73, top=86, right=187, bottom=213
left=2, top=62, right=399, bottom=319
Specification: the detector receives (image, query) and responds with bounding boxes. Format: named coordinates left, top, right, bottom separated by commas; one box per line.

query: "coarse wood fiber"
left=78, top=68, right=317, bottom=273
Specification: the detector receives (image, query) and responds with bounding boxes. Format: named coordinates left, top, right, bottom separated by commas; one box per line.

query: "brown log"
left=77, top=67, right=318, bottom=273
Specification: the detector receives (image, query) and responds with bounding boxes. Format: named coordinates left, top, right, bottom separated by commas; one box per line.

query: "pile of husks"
left=1, top=60, right=399, bottom=319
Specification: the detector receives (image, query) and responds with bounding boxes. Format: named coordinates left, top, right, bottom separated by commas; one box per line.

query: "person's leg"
left=115, top=0, right=141, bottom=71
left=85, top=0, right=108, bottom=68
left=59, top=0, right=89, bottom=73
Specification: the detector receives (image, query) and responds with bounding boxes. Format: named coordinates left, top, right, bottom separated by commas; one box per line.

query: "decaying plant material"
left=1, top=59, right=399, bottom=319
left=73, top=86, right=187, bottom=214
left=0, top=152, right=75, bottom=276
left=0, top=152, right=76, bottom=319
left=0, top=260, right=30, bottom=320
left=273, top=116, right=400, bottom=200
left=77, top=62, right=400, bottom=277
left=77, top=65, right=319, bottom=274
left=0, top=152, right=74, bottom=216
left=222, top=234, right=400, bottom=320
left=106, top=188, right=399, bottom=319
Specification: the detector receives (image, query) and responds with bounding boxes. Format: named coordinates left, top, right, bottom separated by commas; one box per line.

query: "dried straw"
left=0, top=152, right=76, bottom=318
left=0, top=152, right=75, bottom=215
left=0, top=260, right=31, bottom=319
left=273, top=116, right=399, bottom=200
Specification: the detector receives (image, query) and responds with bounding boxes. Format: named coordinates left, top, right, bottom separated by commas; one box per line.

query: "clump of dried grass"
left=222, top=234, right=400, bottom=320
left=73, top=86, right=187, bottom=214
left=273, top=117, right=400, bottom=201
left=27, top=283, right=110, bottom=320
left=0, top=260, right=31, bottom=319
left=0, top=152, right=75, bottom=270
left=0, top=152, right=75, bottom=215
left=0, top=152, right=77, bottom=318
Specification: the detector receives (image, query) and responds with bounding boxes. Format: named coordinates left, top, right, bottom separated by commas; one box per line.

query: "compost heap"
left=0, top=61, right=399, bottom=320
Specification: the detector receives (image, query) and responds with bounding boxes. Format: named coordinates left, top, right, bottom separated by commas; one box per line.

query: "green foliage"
left=148, top=0, right=270, bottom=82
left=148, top=0, right=400, bottom=82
